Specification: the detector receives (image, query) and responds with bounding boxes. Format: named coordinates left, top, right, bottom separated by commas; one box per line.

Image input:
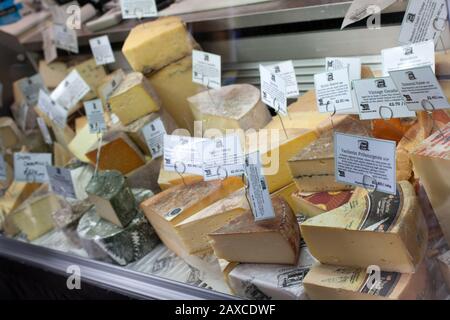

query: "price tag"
left=259, top=64, right=287, bottom=115
left=37, top=117, right=53, bottom=145
left=84, top=99, right=107, bottom=134
left=51, top=70, right=90, bottom=112
left=163, top=135, right=206, bottom=176
left=37, top=89, right=68, bottom=128
left=314, top=68, right=353, bottom=113
left=398, top=0, right=448, bottom=44
left=14, top=152, right=52, bottom=183
left=89, top=35, right=115, bottom=65
left=389, top=66, right=450, bottom=111
left=120, top=0, right=158, bottom=19
left=0, top=155, right=6, bottom=181
left=98, top=72, right=124, bottom=107
left=192, top=50, right=221, bottom=89
left=382, top=40, right=435, bottom=76
left=202, top=134, right=245, bottom=181
left=334, top=133, right=396, bottom=195
left=53, top=24, right=78, bottom=54
left=142, top=117, right=166, bottom=158
left=266, top=61, right=299, bottom=98
left=244, top=151, right=275, bottom=221
left=341, top=0, right=397, bottom=29
left=18, top=74, right=45, bottom=107
left=354, top=77, right=416, bottom=120
left=325, top=57, right=362, bottom=82
left=47, top=166, right=77, bottom=199
left=42, top=25, right=57, bottom=63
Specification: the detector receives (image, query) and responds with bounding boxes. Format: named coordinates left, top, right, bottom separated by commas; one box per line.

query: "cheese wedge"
left=53, top=142, right=73, bottom=167
left=188, top=84, right=271, bottom=134
left=126, top=157, right=162, bottom=193
left=291, top=190, right=354, bottom=217
left=270, top=182, right=298, bottom=213
left=157, top=161, right=203, bottom=190
left=96, top=69, right=125, bottom=107
left=109, top=72, right=160, bottom=125
left=122, top=16, right=194, bottom=74
left=68, top=124, right=98, bottom=163
left=70, top=58, right=107, bottom=101
left=38, top=60, right=69, bottom=89
left=437, top=251, right=450, bottom=290
left=303, top=262, right=429, bottom=300
left=0, top=117, right=23, bottom=149
left=147, top=55, right=203, bottom=133
left=50, top=122, right=75, bottom=149
left=140, top=178, right=243, bottom=257
left=75, top=117, right=88, bottom=133
left=301, top=181, right=428, bottom=273
left=209, top=197, right=301, bottom=265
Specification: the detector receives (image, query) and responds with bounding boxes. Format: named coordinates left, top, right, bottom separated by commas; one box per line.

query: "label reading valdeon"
left=398, top=0, right=448, bottom=44
left=192, top=50, right=221, bottom=89
left=163, top=135, right=206, bottom=176
left=389, top=66, right=450, bottom=111
left=37, top=89, right=68, bottom=128
left=14, top=152, right=52, bottom=183
left=354, top=77, right=416, bottom=120
left=37, top=117, right=53, bottom=145
left=51, top=70, right=90, bottom=112
left=266, top=61, right=299, bottom=98
left=325, top=57, right=362, bottom=82
left=259, top=65, right=288, bottom=116
left=18, top=74, right=45, bottom=106
left=53, top=24, right=78, bottom=53
left=46, top=166, right=77, bottom=199
left=381, top=40, right=435, bottom=76
left=89, top=35, right=115, bottom=65
left=244, top=151, right=275, bottom=221
left=0, top=155, right=6, bottom=181
left=202, top=134, right=245, bottom=181
left=84, top=99, right=107, bottom=133
left=314, top=68, right=353, bottom=112
left=42, top=25, right=57, bottom=63
left=120, top=0, right=157, bottom=19
left=334, top=133, right=396, bottom=195
left=142, top=117, right=166, bottom=158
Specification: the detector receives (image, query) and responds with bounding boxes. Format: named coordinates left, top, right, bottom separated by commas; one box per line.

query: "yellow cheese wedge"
left=122, top=16, right=194, bottom=74
left=109, top=72, right=160, bottom=125
left=70, top=58, right=107, bottom=101
left=301, top=181, right=428, bottom=273
left=157, top=161, right=203, bottom=190
left=269, top=182, right=298, bottom=213
left=68, top=123, right=99, bottom=163
left=38, top=60, right=69, bottom=89
left=96, top=69, right=126, bottom=107
left=0, top=117, right=23, bottom=149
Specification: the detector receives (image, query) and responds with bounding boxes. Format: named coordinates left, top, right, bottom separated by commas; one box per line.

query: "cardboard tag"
left=244, top=151, right=275, bottom=221
left=389, top=66, right=450, bottom=111
left=163, top=135, right=206, bottom=176
left=89, top=35, right=115, bottom=65
left=18, top=74, right=45, bottom=107
left=51, top=70, right=90, bottom=112
left=0, top=154, right=6, bottom=181
left=120, top=0, right=157, bottom=19
left=325, top=57, right=362, bottom=82
left=259, top=64, right=287, bottom=115
left=42, top=25, right=57, bottom=63
left=37, top=117, right=53, bottom=145
left=354, top=77, right=416, bottom=119
left=37, top=89, right=68, bottom=128
left=84, top=99, right=107, bottom=133
left=314, top=68, right=353, bottom=112
left=142, top=117, right=166, bottom=158
left=14, top=152, right=52, bottom=183
left=334, top=132, right=396, bottom=195
left=266, top=61, right=299, bottom=98
left=47, top=166, right=77, bottom=199
left=192, top=50, right=221, bottom=89
left=53, top=23, right=78, bottom=54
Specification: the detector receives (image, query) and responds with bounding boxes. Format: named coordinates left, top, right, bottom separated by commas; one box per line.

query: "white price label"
left=89, top=35, right=115, bottom=65
left=259, top=64, right=287, bottom=115
left=325, top=57, right=362, bottom=82
left=163, top=135, right=206, bottom=176
left=120, top=0, right=158, bottom=19
left=47, top=166, right=77, bottom=199
left=53, top=24, right=78, bottom=54
left=244, top=151, right=275, bottom=221
left=14, top=152, right=52, bottom=183
left=389, top=66, right=450, bottom=111
left=334, top=133, right=396, bottom=195
left=37, top=89, right=68, bottom=128
left=0, top=155, right=6, bottom=181
left=84, top=99, right=107, bottom=133
left=398, top=0, right=448, bottom=44
left=37, top=117, right=53, bottom=145
left=382, top=40, right=435, bottom=76
left=142, top=117, right=166, bottom=158
left=192, top=50, right=221, bottom=89
left=266, top=61, right=299, bottom=98
left=202, top=134, right=245, bottom=181
left=18, top=74, right=45, bottom=107
left=98, top=72, right=124, bottom=108
left=51, top=70, right=90, bottom=112
left=354, top=77, right=416, bottom=120
left=314, top=68, right=353, bottom=113
left=42, top=25, right=57, bottom=63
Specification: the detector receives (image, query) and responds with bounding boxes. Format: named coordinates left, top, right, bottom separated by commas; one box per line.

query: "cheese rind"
left=270, top=182, right=298, bottom=213
left=291, top=190, right=354, bottom=217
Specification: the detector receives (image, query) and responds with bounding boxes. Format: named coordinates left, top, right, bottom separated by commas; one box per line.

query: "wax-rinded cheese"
left=126, top=158, right=162, bottom=194
left=68, top=123, right=98, bottom=163
left=0, top=117, right=23, bottom=149
left=96, top=69, right=125, bottom=108
left=84, top=131, right=145, bottom=174
left=122, top=16, right=194, bottom=74
left=411, top=123, right=450, bottom=245
left=291, top=190, right=354, bottom=217
left=140, top=178, right=243, bottom=256
left=53, top=142, right=72, bottom=167
left=157, top=162, right=203, bottom=190
left=38, top=60, right=69, bottom=89
left=300, top=181, right=428, bottom=273
left=227, top=241, right=317, bottom=300
left=270, top=182, right=298, bottom=213
left=70, top=58, right=107, bottom=101
left=176, top=188, right=249, bottom=254
left=147, top=55, right=203, bottom=133
left=437, top=251, right=450, bottom=290
left=303, top=262, right=429, bottom=300
left=188, top=84, right=271, bottom=133
left=108, top=72, right=160, bottom=125
left=209, top=197, right=301, bottom=265
left=85, top=170, right=137, bottom=227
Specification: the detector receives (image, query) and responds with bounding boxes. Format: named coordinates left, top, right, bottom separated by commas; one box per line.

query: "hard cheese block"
left=147, top=55, right=203, bottom=133
left=291, top=190, right=354, bottom=217
left=303, top=262, right=429, bottom=300
left=70, top=58, right=107, bottom=101
left=188, top=84, right=271, bottom=134
left=270, top=182, right=298, bottom=213
left=411, top=123, right=450, bottom=244
left=157, top=161, right=203, bottom=190
left=175, top=188, right=249, bottom=254
left=437, top=251, right=450, bottom=290
left=0, top=117, right=23, bottom=149
left=38, top=60, right=69, bottom=89
left=50, top=122, right=75, bottom=149
left=84, top=131, right=145, bottom=174
left=301, top=181, right=428, bottom=273
left=53, top=142, right=73, bottom=167
left=96, top=69, right=125, bottom=108
left=68, top=123, right=98, bottom=163
left=209, top=197, right=301, bottom=265
left=109, top=72, right=160, bottom=125
left=141, top=178, right=243, bottom=257
left=122, top=16, right=194, bottom=74
left=126, top=157, right=162, bottom=194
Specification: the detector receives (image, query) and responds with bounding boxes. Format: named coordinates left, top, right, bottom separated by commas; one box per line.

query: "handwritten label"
left=192, top=50, right=221, bottom=89
left=163, top=135, right=206, bottom=176
left=120, top=0, right=157, bottom=19
left=259, top=65, right=288, bottom=115
left=14, top=152, right=52, bottom=183
left=53, top=24, right=78, bottom=53
left=266, top=61, right=299, bottom=98
left=314, top=68, right=353, bottom=113
left=84, top=99, right=107, bottom=133
left=37, top=117, right=53, bottom=145
left=47, top=166, right=77, bottom=199
left=51, top=70, right=90, bottom=112
left=89, top=35, right=115, bottom=65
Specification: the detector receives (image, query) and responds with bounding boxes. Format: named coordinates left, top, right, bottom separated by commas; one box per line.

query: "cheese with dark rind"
left=291, top=190, right=354, bottom=217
